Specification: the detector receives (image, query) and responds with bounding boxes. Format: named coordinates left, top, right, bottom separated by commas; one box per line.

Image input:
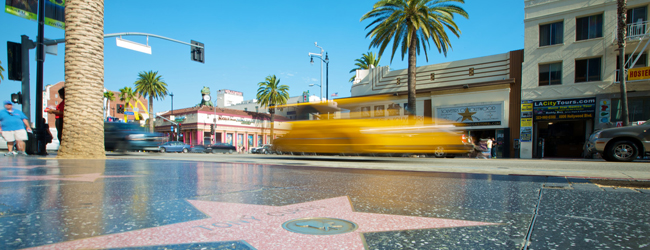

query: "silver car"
left=587, top=120, right=650, bottom=162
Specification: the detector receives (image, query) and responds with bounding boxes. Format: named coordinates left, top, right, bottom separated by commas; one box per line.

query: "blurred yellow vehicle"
left=272, top=96, right=473, bottom=157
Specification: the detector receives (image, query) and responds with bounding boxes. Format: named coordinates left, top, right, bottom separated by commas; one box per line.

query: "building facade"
left=521, top=0, right=650, bottom=158
left=216, top=89, right=323, bottom=120
left=349, top=50, right=524, bottom=158
left=154, top=106, right=289, bottom=152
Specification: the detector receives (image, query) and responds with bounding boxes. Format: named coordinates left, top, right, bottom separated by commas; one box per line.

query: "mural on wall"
left=227, top=133, right=233, bottom=145
left=248, top=135, right=254, bottom=148
left=258, top=135, right=263, bottom=146
left=238, top=134, right=244, bottom=147
left=436, top=103, right=503, bottom=126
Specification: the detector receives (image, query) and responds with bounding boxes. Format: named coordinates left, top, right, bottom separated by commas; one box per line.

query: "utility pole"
left=618, top=0, right=630, bottom=126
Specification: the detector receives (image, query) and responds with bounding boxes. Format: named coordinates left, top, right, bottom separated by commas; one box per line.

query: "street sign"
left=124, top=111, right=135, bottom=115
left=133, top=107, right=139, bottom=112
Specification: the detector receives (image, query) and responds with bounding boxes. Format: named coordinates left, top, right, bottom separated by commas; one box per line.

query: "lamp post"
left=309, top=42, right=327, bottom=101
left=170, top=92, right=175, bottom=141
left=308, top=83, right=321, bottom=101
left=310, top=53, right=329, bottom=101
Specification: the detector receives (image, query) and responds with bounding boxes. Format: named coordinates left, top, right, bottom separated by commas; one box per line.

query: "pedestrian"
left=47, top=87, right=65, bottom=143
left=491, top=137, right=497, bottom=159
left=0, top=101, right=32, bottom=156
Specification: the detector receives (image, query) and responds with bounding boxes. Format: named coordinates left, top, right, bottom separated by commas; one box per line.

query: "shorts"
left=1, top=130, right=28, bottom=142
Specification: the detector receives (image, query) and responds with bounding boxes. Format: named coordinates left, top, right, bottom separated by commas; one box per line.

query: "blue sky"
left=0, top=0, right=524, bottom=118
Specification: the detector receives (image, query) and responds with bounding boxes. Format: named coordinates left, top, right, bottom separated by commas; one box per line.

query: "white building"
left=521, top=0, right=650, bottom=158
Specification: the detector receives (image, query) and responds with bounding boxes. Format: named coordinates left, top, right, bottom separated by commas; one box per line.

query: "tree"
left=349, top=52, right=381, bottom=82
left=103, top=91, right=115, bottom=119
left=0, top=60, right=5, bottom=84
left=58, top=0, right=106, bottom=159
left=119, top=87, right=137, bottom=107
left=361, top=0, right=468, bottom=117
left=256, top=75, right=289, bottom=143
left=134, top=71, right=168, bottom=132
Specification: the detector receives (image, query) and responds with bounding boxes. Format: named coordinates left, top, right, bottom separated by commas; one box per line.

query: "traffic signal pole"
left=20, top=35, right=35, bottom=119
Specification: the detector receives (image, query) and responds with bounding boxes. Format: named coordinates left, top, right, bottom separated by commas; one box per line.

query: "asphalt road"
left=110, top=152, right=650, bottom=180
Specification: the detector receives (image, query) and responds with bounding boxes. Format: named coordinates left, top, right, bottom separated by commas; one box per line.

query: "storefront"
left=530, top=97, right=596, bottom=158
left=155, top=106, right=288, bottom=152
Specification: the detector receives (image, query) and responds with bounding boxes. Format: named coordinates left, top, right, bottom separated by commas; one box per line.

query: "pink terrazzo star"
left=0, top=173, right=141, bottom=183
left=29, top=196, right=496, bottom=250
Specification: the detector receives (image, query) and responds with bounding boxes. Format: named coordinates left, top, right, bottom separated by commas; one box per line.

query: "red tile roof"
left=159, top=106, right=288, bottom=121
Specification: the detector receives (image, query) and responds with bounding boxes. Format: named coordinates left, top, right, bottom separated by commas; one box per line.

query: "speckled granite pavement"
left=0, top=157, right=648, bottom=249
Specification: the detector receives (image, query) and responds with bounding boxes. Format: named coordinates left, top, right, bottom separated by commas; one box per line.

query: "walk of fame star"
left=0, top=173, right=141, bottom=183
left=458, top=108, right=477, bottom=122
left=28, top=196, right=496, bottom=250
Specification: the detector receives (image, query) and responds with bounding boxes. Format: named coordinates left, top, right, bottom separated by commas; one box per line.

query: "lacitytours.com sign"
left=533, top=98, right=596, bottom=121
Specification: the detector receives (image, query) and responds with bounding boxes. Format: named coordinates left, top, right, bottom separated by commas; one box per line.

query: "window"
left=539, top=21, right=563, bottom=46
left=539, top=62, right=562, bottom=86
left=576, top=14, right=603, bottom=41
left=616, top=53, right=647, bottom=81
left=575, top=57, right=601, bottom=82
left=627, top=6, right=647, bottom=24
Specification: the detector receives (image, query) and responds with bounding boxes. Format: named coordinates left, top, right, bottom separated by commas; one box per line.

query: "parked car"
left=189, top=145, right=209, bottom=153
left=587, top=120, right=650, bottom=162
left=206, top=143, right=236, bottom=154
left=159, top=141, right=192, bottom=153
left=105, top=122, right=164, bottom=152
left=251, top=144, right=272, bottom=154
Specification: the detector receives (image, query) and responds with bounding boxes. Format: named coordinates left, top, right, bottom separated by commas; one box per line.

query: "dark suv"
left=587, top=120, right=650, bottom=162
left=105, top=122, right=164, bottom=152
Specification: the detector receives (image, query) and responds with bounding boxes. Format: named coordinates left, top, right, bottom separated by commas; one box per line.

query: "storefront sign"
left=628, top=66, right=650, bottom=81
left=533, top=98, right=596, bottom=121
left=520, top=127, right=532, bottom=142
left=436, top=103, right=502, bottom=126
left=598, top=99, right=611, bottom=123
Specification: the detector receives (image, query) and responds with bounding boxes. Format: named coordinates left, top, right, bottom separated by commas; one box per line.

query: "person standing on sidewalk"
left=0, top=101, right=32, bottom=156
left=491, top=137, right=497, bottom=159
left=47, top=87, right=65, bottom=143
left=486, top=137, right=493, bottom=159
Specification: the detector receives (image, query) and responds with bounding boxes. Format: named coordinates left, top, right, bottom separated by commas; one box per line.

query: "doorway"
left=537, top=120, right=586, bottom=158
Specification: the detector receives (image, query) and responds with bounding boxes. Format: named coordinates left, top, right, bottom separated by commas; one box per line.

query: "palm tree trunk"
left=270, top=113, right=275, bottom=143
left=58, top=0, right=106, bottom=159
left=149, top=96, right=154, bottom=132
left=407, top=30, right=418, bottom=120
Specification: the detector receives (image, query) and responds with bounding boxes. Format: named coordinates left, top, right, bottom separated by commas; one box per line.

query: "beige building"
left=522, top=0, right=650, bottom=158
left=349, top=50, right=524, bottom=158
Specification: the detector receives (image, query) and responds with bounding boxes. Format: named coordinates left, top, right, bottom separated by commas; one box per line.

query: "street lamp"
left=309, top=42, right=329, bottom=101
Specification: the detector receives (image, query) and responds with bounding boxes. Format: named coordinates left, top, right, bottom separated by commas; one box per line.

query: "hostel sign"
left=533, top=98, right=596, bottom=121
left=628, top=66, right=650, bottom=81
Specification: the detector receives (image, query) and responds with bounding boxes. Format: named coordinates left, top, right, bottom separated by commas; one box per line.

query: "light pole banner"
left=436, top=103, right=503, bottom=126
left=5, top=0, right=38, bottom=21
left=45, top=0, right=65, bottom=29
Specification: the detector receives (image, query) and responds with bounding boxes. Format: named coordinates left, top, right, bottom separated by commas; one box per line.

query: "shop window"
left=616, top=53, right=648, bottom=81
left=611, top=97, right=650, bottom=122
left=539, top=21, right=563, bottom=46
left=538, top=62, right=562, bottom=86
left=576, top=14, right=603, bottom=41
left=575, top=57, right=601, bottom=82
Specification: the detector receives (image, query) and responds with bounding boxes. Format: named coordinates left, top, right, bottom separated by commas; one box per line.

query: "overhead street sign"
left=124, top=111, right=135, bottom=115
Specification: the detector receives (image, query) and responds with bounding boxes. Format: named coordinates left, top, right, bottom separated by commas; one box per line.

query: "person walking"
left=491, top=137, right=497, bottom=159
left=486, top=137, right=493, bottom=159
left=0, top=101, right=32, bottom=156
left=47, top=87, right=65, bottom=143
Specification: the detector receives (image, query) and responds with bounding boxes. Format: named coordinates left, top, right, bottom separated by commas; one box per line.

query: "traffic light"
left=6, top=41, right=22, bottom=81
left=10, top=92, right=22, bottom=104
left=210, top=124, right=215, bottom=134
left=117, top=104, right=124, bottom=114
left=191, top=40, right=204, bottom=63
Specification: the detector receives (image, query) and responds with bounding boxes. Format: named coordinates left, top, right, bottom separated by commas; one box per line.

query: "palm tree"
left=134, top=71, right=169, bottom=132
left=103, top=91, right=115, bottom=119
left=256, top=75, right=289, bottom=143
left=349, top=52, right=381, bottom=82
left=119, top=86, right=137, bottom=121
left=361, top=0, right=468, bottom=117
left=58, top=0, right=106, bottom=158
left=0, top=60, right=5, bottom=83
